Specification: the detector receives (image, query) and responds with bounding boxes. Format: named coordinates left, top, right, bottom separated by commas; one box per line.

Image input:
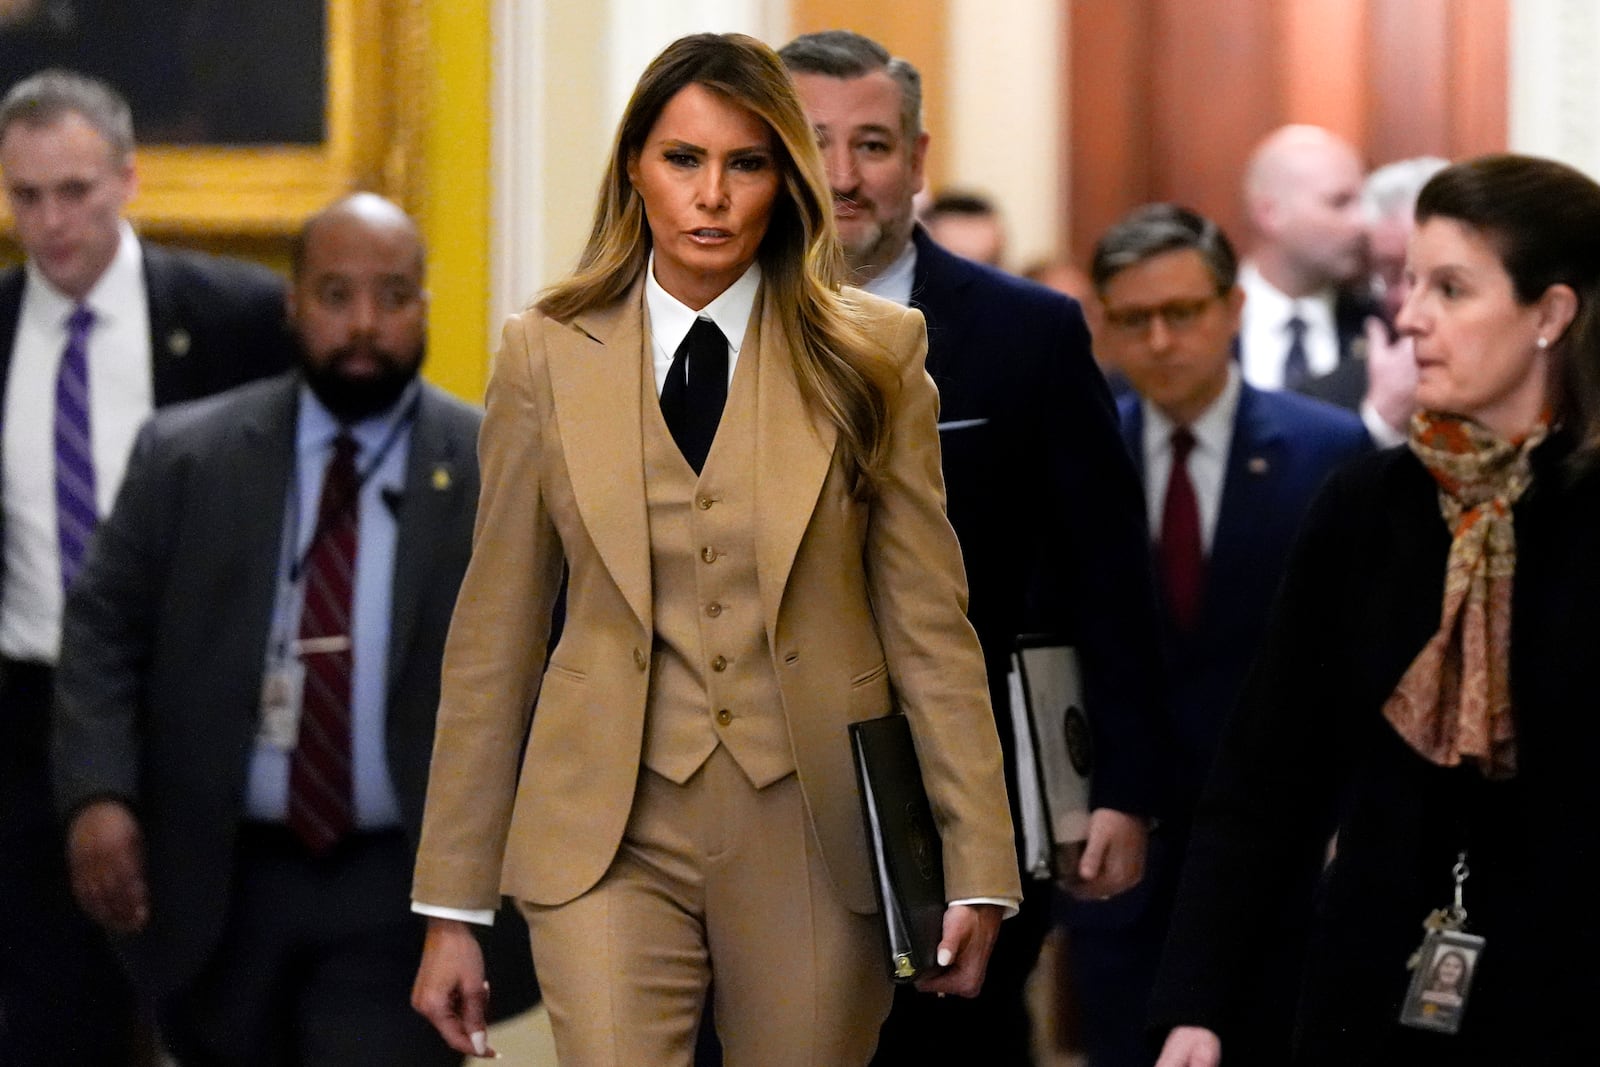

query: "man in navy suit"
left=1072, top=204, right=1370, bottom=1066
left=0, top=69, right=286, bottom=1065
left=779, top=31, right=1168, bottom=1067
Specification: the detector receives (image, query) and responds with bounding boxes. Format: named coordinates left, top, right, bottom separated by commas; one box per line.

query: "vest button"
left=706, top=602, right=722, bottom=617
left=711, top=655, right=727, bottom=672
left=697, top=496, right=714, bottom=510
left=632, top=647, right=647, bottom=670
left=716, top=708, right=733, bottom=726
left=701, top=546, right=718, bottom=564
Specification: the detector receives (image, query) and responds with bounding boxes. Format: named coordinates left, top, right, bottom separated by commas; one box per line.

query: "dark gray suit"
left=0, top=242, right=286, bottom=1066
left=51, top=374, right=499, bottom=1063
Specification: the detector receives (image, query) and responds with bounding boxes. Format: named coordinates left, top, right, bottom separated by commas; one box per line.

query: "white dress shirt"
left=1237, top=262, right=1340, bottom=391
left=644, top=256, right=760, bottom=393
left=1, top=223, right=153, bottom=661
left=860, top=239, right=917, bottom=306
left=1140, top=363, right=1242, bottom=554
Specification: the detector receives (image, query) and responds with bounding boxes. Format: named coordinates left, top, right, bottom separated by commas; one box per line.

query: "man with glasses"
left=1077, top=203, right=1369, bottom=1066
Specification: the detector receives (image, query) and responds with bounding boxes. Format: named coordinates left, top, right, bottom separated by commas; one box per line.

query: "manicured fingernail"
left=937, top=947, right=953, bottom=967
left=471, top=1030, right=488, bottom=1056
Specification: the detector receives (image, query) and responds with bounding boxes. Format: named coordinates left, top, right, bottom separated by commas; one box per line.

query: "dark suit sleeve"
left=52, top=422, right=179, bottom=818
left=1027, top=300, right=1171, bottom=817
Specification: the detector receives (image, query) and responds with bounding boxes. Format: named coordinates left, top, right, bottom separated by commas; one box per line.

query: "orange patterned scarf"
left=1381, top=411, right=1547, bottom=780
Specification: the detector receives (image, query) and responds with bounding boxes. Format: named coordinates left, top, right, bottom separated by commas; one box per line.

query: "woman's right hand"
left=1154, top=1026, right=1222, bottom=1067
left=411, top=917, right=496, bottom=1058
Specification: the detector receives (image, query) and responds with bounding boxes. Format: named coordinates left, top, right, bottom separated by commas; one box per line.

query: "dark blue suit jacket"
left=1118, top=383, right=1371, bottom=812
left=908, top=226, right=1168, bottom=821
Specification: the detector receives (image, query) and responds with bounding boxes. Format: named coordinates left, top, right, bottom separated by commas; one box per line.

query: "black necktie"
left=660, top=317, right=728, bottom=474
left=1283, top=312, right=1310, bottom=390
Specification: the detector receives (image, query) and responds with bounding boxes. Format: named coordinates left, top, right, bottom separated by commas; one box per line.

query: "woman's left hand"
left=914, top=902, right=1005, bottom=998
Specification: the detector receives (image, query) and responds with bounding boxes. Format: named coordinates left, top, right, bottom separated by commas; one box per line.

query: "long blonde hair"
left=538, top=33, right=896, bottom=493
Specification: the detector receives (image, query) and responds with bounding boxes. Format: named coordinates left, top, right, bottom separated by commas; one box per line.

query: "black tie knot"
left=1171, top=425, right=1196, bottom=464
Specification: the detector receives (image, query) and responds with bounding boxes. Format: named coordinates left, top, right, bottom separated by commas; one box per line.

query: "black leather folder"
left=849, top=714, right=946, bottom=982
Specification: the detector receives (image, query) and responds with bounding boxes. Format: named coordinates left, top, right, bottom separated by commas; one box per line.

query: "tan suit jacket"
left=413, top=276, right=1020, bottom=915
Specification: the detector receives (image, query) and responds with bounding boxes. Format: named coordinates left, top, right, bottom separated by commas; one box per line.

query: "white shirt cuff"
left=1360, top=399, right=1407, bottom=448
left=412, top=901, right=496, bottom=926
left=950, top=896, right=1020, bottom=919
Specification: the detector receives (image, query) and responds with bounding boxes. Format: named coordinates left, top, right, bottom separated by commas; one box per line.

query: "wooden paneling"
left=1067, top=0, right=1154, bottom=262
left=1449, top=0, right=1510, bottom=157
left=1367, top=0, right=1452, bottom=164
left=1279, top=0, right=1368, bottom=144
left=1067, top=0, right=1508, bottom=266
left=1148, top=0, right=1279, bottom=248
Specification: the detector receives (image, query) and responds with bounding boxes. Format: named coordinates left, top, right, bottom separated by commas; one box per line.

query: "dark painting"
left=0, top=1, right=325, bottom=145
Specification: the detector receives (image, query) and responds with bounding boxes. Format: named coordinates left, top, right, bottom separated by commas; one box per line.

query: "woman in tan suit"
left=410, top=33, right=1019, bottom=1066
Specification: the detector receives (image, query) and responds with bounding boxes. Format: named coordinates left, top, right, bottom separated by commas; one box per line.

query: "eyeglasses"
left=1101, top=294, right=1223, bottom=334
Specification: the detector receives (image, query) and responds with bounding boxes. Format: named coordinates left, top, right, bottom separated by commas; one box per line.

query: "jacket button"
left=706, top=602, right=722, bottom=618
left=701, top=546, right=718, bottom=564
left=633, top=647, right=647, bottom=670
left=697, top=496, right=714, bottom=510
left=715, top=708, right=733, bottom=726
left=711, top=655, right=727, bottom=672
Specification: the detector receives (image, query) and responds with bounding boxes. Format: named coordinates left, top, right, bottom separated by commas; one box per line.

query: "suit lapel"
left=1208, top=385, right=1282, bottom=612
left=226, top=379, right=299, bottom=671
left=909, top=226, right=975, bottom=380
left=552, top=280, right=653, bottom=631
left=753, top=285, right=837, bottom=635
left=0, top=268, right=24, bottom=413
left=1117, top=395, right=1146, bottom=482
left=141, top=245, right=193, bottom=406
left=386, top=388, right=465, bottom=694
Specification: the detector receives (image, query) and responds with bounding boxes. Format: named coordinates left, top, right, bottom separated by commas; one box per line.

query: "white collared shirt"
left=1238, top=262, right=1340, bottom=390
left=644, top=257, right=761, bottom=395
left=1, top=223, right=153, bottom=661
left=860, top=240, right=917, bottom=307
left=1140, top=363, right=1242, bottom=555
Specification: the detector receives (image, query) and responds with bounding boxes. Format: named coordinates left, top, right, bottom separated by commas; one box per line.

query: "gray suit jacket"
left=51, top=372, right=481, bottom=999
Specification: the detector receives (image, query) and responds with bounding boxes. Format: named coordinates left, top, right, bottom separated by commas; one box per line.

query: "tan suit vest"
left=639, top=323, right=793, bottom=787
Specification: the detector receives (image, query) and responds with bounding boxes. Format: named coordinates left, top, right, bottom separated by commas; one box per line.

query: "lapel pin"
left=1248, top=456, right=1270, bottom=475
left=431, top=465, right=452, bottom=491
left=167, top=328, right=191, bottom=358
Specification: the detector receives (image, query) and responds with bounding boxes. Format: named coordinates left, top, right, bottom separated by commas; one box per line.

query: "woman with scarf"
left=1151, top=154, right=1600, bottom=1066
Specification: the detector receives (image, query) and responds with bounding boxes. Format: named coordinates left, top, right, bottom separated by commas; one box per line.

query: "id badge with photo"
left=1399, top=927, right=1485, bottom=1034
left=258, top=658, right=306, bottom=750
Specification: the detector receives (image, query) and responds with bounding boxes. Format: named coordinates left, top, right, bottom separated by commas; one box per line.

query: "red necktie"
left=288, top=434, right=359, bottom=853
left=1159, top=426, right=1204, bottom=631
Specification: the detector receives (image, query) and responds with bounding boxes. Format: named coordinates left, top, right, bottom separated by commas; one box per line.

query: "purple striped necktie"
left=288, top=434, right=359, bottom=854
left=55, top=303, right=97, bottom=591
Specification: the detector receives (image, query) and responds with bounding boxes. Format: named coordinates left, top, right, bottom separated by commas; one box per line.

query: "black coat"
left=1150, top=435, right=1600, bottom=1065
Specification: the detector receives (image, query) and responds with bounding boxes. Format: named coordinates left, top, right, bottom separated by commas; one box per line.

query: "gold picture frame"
left=1, top=0, right=427, bottom=239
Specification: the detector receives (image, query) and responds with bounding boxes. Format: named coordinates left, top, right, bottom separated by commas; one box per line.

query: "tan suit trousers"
left=520, top=746, right=892, bottom=1067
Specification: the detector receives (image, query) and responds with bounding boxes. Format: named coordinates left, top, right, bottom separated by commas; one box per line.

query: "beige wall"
left=945, top=0, right=1065, bottom=271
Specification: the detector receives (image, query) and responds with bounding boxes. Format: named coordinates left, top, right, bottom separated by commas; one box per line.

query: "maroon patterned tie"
left=288, top=434, right=359, bottom=853
left=1159, top=426, right=1204, bottom=631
